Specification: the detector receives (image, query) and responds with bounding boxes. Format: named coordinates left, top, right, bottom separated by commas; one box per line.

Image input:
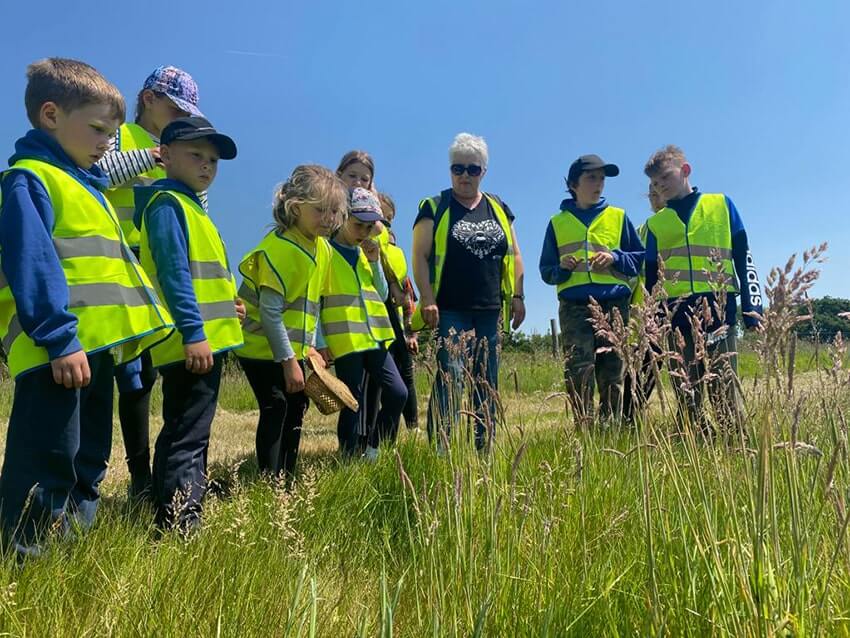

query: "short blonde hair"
left=25, top=58, right=125, bottom=128
left=644, top=144, right=687, bottom=177
left=449, top=132, right=488, bottom=167
left=272, top=165, right=349, bottom=233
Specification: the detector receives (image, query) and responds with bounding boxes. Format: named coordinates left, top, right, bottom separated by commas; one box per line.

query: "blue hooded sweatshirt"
left=643, top=188, right=763, bottom=333
left=0, top=129, right=112, bottom=361
left=538, top=197, right=645, bottom=302
left=133, top=179, right=210, bottom=346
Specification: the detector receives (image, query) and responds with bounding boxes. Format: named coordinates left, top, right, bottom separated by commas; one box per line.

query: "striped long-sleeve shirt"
left=97, top=130, right=209, bottom=211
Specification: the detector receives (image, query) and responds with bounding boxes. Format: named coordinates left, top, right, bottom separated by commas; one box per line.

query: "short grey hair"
left=449, top=132, right=488, bottom=168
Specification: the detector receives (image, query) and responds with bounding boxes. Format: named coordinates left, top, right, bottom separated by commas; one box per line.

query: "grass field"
left=0, top=247, right=849, bottom=636
left=0, top=336, right=847, bottom=636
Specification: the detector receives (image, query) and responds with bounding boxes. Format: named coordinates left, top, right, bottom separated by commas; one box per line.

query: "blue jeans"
left=427, top=309, right=501, bottom=449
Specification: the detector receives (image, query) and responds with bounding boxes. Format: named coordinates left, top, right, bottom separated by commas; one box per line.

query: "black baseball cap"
left=160, top=116, right=238, bottom=160
left=567, top=154, right=619, bottom=183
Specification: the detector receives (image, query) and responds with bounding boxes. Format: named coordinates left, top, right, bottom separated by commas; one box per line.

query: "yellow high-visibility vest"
left=139, top=190, right=242, bottom=367
left=238, top=230, right=330, bottom=360
left=320, top=243, right=394, bottom=358
left=0, top=159, right=174, bottom=378
left=549, top=205, right=629, bottom=295
left=646, top=193, right=738, bottom=298
left=411, top=191, right=515, bottom=331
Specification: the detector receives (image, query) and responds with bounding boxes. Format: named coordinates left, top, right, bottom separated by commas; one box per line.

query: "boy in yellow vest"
left=0, top=58, right=174, bottom=554
left=539, top=155, right=644, bottom=427
left=643, top=145, right=762, bottom=435
left=134, top=116, right=243, bottom=531
left=98, top=66, right=205, bottom=500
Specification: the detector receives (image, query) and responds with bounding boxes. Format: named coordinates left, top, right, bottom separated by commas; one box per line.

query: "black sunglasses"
left=450, top=163, right=483, bottom=177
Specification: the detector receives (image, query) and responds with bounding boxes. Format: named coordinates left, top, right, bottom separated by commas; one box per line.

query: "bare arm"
left=510, top=225, right=526, bottom=330
left=412, top=219, right=439, bottom=328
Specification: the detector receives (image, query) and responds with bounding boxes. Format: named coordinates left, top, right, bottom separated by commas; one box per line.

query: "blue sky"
left=1, top=1, right=848, bottom=333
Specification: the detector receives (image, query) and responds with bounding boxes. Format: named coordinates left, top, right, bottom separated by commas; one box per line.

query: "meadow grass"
left=0, top=247, right=848, bottom=635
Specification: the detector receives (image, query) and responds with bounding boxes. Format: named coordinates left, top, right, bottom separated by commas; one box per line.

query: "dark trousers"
left=668, top=330, right=744, bottom=435
left=0, top=351, right=114, bottom=551
left=559, top=297, right=629, bottom=427
left=238, top=357, right=308, bottom=479
left=622, top=349, right=660, bottom=425
left=152, top=355, right=223, bottom=530
left=363, top=301, right=418, bottom=434
left=115, top=350, right=158, bottom=481
left=334, top=347, right=407, bottom=456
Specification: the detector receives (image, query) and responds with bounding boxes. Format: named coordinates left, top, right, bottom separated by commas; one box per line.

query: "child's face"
left=380, top=203, right=395, bottom=224
left=294, top=202, right=338, bottom=239
left=648, top=186, right=666, bottom=213
left=650, top=161, right=691, bottom=203
left=342, top=217, right=375, bottom=245
left=160, top=139, right=219, bottom=193
left=573, top=168, right=606, bottom=206
left=142, top=90, right=189, bottom=135
left=339, top=162, right=372, bottom=190
left=41, top=102, right=119, bottom=169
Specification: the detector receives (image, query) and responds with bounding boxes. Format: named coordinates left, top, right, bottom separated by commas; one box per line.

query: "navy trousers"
left=334, top=347, right=407, bottom=456
left=152, top=355, right=222, bottom=530
left=0, top=350, right=114, bottom=551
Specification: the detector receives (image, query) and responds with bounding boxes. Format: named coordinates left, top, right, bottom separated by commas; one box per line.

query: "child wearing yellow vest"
left=135, top=117, right=243, bottom=531
left=0, top=59, right=173, bottom=554
left=237, top=166, right=347, bottom=479
left=538, top=155, right=644, bottom=428
left=643, top=145, right=763, bottom=434
left=98, top=65, right=205, bottom=501
left=319, top=188, right=408, bottom=459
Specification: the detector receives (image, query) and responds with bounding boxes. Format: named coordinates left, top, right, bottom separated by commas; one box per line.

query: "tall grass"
left=0, top=247, right=848, bottom=635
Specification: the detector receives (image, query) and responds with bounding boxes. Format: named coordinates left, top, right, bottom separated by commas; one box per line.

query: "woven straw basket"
left=304, top=353, right=359, bottom=415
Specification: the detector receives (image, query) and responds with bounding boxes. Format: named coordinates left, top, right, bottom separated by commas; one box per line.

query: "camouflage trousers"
left=559, top=297, right=630, bottom=428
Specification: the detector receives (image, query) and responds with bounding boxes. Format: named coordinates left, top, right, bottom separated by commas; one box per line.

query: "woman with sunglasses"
left=411, top=132, right=526, bottom=452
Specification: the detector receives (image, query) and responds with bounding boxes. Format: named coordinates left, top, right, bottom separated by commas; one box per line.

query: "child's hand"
left=362, top=239, right=380, bottom=262
left=51, top=350, right=91, bottom=389
left=405, top=333, right=419, bottom=355
left=589, top=251, right=615, bottom=271
left=184, top=340, right=214, bottom=374
left=389, top=281, right=405, bottom=306
left=234, top=297, right=247, bottom=322
left=560, top=255, right=579, bottom=271
left=307, top=347, right=326, bottom=368
left=282, top=357, right=305, bottom=394
left=317, top=348, right=333, bottom=366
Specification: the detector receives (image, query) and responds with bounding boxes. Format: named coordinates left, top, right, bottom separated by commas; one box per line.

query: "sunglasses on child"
left=450, top=164, right=483, bottom=177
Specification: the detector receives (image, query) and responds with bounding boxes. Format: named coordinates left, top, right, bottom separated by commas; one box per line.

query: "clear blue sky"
left=2, top=1, right=848, bottom=333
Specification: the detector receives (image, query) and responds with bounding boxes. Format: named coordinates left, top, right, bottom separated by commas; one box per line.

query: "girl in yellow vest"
left=135, top=117, right=243, bottom=531
left=97, top=65, right=206, bottom=501
left=538, top=155, right=645, bottom=428
left=319, top=188, right=408, bottom=460
left=237, top=166, right=347, bottom=480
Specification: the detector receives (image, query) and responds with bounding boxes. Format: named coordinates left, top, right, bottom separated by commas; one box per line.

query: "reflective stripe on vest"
left=237, top=231, right=330, bottom=360
left=320, top=245, right=394, bottom=358
left=646, top=193, right=738, bottom=298
left=0, top=160, right=174, bottom=378
left=411, top=192, right=515, bottom=332
left=550, top=205, right=629, bottom=294
left=139, top=190, right=242, bottom=367
left=104, top=123, right=165, bottom=249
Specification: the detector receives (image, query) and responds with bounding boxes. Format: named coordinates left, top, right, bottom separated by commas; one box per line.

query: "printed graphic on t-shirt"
left=451, top=219, right=505, bottom=260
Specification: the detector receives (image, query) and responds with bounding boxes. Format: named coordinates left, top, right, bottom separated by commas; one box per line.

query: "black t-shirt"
left=414, top=191, right=515, bottom=311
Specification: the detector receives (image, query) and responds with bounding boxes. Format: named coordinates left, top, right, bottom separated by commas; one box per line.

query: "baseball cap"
left=349, top=187, right=384, bottom=222
left=142, top=66, right=203, bottom=117
left=160, top=117, right=237, bottom=160
left=567, top=154, right=620, bottom=184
